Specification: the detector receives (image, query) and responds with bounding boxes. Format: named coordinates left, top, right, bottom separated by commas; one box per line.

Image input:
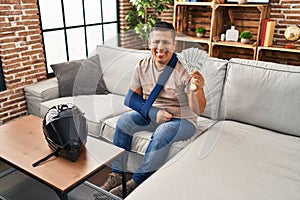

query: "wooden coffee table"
left=0, top=115, right=125, bottom=200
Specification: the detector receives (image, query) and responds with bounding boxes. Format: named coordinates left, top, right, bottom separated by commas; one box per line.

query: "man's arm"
left=124, top=86, right=145, bottom=113
left=130, top=86, right=142, bottom=96
left=127, top=86, right=172, bottom=123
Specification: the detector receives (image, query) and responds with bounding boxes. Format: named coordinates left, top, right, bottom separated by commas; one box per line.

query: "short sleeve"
left=130, top=62, right=142, bottom=89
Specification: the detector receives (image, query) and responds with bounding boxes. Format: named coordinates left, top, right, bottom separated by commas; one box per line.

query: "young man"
left=100, top=21, right=206, bottom=198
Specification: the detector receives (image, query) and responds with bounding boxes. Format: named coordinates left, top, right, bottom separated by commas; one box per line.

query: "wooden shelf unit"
left=173, top=0, right=270, bottom=60
left=212, top=41, right=257, bottom=60
left=256, top=46, right=300, bottom=66
left=173, top=1, right=214, bottom=52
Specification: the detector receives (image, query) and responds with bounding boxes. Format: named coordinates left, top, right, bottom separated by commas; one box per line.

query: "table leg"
left=55, top=190, right=68, bottom=200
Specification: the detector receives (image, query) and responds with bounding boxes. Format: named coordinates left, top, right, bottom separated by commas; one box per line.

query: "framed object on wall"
left=226, top=0, right=269, bottom=3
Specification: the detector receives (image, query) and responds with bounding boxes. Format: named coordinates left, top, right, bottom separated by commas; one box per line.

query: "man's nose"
left=157, top=42, right=165, bottom=49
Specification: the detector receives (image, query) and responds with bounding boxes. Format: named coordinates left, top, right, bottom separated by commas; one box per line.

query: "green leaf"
left=125, top=0, right=174, bottom=45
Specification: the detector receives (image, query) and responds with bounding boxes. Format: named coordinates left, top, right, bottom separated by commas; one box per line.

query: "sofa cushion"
left=51, top=54, right=108, bottom=97
left=101, top=114, right=215, bottom=156
left=40, top=94, right=130, bottom=137
left=100, top=110, right=216, bottom=172
left=96, top=45, right=151, bottom=96
left=24, top=78, right=59, bottom=117
left=126, top=121, right=300, bottom=200
left=200, top=57, right=227, bottom=120
left=221, top=59, right=300, bottom=137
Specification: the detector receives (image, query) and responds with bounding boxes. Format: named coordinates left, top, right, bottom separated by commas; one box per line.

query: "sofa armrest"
left=24, top=77, right=59, bottom=117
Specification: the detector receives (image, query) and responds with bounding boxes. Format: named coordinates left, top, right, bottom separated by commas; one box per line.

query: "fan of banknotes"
left=177, top=47, right=208, bottom=73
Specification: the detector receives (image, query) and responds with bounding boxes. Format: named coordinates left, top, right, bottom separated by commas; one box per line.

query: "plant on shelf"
left=239, top=31, right=253, bottom=44
left=125, top=0, right=174, bottom=49
left=195, top=26, right=206, bottom=38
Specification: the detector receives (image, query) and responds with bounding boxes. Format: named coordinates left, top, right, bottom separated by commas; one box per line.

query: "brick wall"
left=119, top=0, right=174, bottom=49
left=118, top=0, right=143, bottom=48
left=270, top=0, right=300, bottom=46
left=0, top=0, right=46, bottom=124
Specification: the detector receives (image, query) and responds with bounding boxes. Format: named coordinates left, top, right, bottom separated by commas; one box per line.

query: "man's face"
left=149, top=30, right=176, bottom=65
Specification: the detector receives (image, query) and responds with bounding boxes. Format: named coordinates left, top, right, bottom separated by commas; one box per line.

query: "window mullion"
left=82, top=0, right=88, bottom=57
left=100, top=0, right=105, bottom=44
left=61, top=0, right=69, bottom=61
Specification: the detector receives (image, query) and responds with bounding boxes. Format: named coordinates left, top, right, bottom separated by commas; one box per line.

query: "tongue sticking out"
left=157, top=52, right=165, bottom=58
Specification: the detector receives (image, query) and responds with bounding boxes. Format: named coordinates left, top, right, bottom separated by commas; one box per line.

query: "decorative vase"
left=221, top=33, right=225, bottom=41
left=241, top=38, right=250, bottom=44
left=226, top=26, right=239, bottom=42
left=196, top=33, right=205, bottom=38
left=238, top=0, right=247, bottom=4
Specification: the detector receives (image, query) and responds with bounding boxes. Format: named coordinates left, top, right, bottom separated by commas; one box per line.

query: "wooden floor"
left=0, top=161, right=10, bottom=173
left=88, top=166, right=112, bottom=186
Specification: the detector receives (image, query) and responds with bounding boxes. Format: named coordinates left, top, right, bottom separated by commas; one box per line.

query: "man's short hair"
left=151, top=21, right=176, bottom=40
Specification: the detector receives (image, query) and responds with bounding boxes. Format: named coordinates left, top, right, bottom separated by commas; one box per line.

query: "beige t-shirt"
left=130, top=56, right=197, bottom=126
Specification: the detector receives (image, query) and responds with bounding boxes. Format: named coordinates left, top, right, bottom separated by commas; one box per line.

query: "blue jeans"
left=112, top=111, right=196, bottom=184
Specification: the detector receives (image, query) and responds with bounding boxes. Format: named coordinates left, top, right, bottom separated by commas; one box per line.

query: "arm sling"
left=124, top=53, right=178, bottom=120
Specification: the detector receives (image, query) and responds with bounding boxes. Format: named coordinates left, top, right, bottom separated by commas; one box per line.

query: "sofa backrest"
left=96, top=45, right=150, bottom=96
left=220, top=58, right=300, bottom=137
left=96, top=45, right=227, bottom=120
left=201, top=57, right=228, bottom=120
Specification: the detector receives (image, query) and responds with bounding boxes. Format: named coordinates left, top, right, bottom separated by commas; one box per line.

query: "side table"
left=0, top=115, right=126, bottom=199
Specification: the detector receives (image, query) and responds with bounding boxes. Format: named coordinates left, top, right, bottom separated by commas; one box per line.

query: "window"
left=0, top=57, right=6, bottom=92
left=38, top=0, right=119, bottom=76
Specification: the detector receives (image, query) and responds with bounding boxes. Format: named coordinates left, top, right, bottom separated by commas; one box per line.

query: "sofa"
left=24, top=45, right=300, bottom=199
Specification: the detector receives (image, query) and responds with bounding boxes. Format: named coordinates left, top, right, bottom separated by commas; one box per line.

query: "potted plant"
left=195, top=26, right=206, bottom=38
left=239, top=31, right=252, bottom=44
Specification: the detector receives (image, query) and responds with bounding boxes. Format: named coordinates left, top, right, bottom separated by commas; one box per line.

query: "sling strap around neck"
left=140, top=53, right=178, bottom=118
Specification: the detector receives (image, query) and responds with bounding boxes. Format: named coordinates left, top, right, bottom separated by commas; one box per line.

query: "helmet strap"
left=32, top=146, right=62, bottom=167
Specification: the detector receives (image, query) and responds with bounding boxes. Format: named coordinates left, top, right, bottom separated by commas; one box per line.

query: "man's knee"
left=117, top=112, right=130, bottom=127
left=151, top=127, right=176, bottom=149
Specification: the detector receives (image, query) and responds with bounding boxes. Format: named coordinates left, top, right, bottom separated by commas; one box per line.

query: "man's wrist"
left=148, top=106, right=159, bottom=122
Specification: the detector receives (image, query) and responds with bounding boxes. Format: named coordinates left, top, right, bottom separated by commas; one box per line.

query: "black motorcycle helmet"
left=42, top=103, right=88, bottom=162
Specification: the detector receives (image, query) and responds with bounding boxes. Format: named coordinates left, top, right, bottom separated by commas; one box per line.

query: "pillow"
left=51, top=54, right=108, bottom=97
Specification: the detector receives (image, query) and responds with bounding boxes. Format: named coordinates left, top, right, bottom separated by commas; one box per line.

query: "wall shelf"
left=214, top=4, right=269, bottom=8
left=176, top=2, right=213, bottom=7
left=257, top=45, right=300, bottom=53
left=176, top=35, right=211, bottom=44
left=212, top=41, right=256, bottom=49
left=173, top=0, right=271, bottom=61
left=256, top=45, right=300, bottom=66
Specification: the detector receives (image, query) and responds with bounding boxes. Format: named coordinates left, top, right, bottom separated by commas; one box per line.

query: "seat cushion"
left=40, top=94, right=130, bottom=137
left=126, top=121, right=300, bottom=200
left=101, top=115, right=215, bottom=157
